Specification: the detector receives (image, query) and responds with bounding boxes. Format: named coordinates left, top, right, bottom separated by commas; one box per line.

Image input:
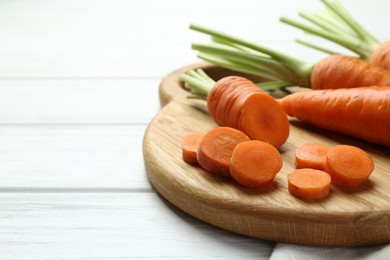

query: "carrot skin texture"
left=280, top=86, right=390, bottom=147
left=197, top=127, right=250, bottom=177
left=311, top=55, right=390, bottom=90
left=207, top=76, right=289, bottom=147
left=323, top=145, right=374, bottom=188
left=370, top=41, right=390, bottom=71
left=288, top=169, right=331, bottom=200
left=295, top=143, right=329, bottom=170
left=230, top=140, right=282, bottom=188
left=181, top=132, right=206, bottom=164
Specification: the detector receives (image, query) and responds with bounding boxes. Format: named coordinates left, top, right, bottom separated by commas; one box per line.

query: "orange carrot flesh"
left=280, top=86, right=390, bottom=147
left=206, top=76, right=289, bottom=147
left=370, top=41, right=390, bottom=71
left=311, top=55, right=390, bottom=90
left=288, top=169, right=331, bottom=200
left=323, top=145, right=374, bottom=188
left=181, top=132, right=206, bottom=164
left=197, top=127, right=250, bottom=177
left=229, top=140, right=282, bottom=188
left=239, top=93, right=290, bottom=148
left=295, top=143, right=329, bottom=170
left=208, top=76, right=264, bottom=126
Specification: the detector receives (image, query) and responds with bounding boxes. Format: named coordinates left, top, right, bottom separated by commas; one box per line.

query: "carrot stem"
left=280, top=16, right=367, bottom=58
left=295, top=38, right=343, bottom=56
left=189, top=24, right=313, bottom=88
left=281, top=0, right=380, bottom=60
left=180, top=71, right=214, bottom=100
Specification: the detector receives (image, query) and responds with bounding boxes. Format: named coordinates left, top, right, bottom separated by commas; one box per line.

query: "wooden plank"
left=0, top=79, right=160, bottom=124
left=0, top=192, right=275, bottom=259
left=0, top=0, right=332, bottom=78
left=0, top=125, right=151, bottom=189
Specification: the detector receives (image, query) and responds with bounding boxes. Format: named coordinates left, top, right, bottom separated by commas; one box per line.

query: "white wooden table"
left=0, top=1, right=388, bottom=259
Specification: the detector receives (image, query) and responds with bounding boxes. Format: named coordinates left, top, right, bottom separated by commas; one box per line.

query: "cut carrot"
left=229, top=140, right=282, bottom=188
left=288, top=168, right=331, bottom=200
left=295, top=143, right=329, bottom=170
left=279, top=86, right=390, bottom=147
left=181, top=71, right=290, bottom=147
left=323, top=145, right=374, bottom=188
left=197, top=127, right=250, bottom=177
left=181, top=131, right=206, bottom=164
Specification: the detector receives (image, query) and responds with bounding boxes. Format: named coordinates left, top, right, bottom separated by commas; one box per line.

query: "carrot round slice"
left=323, top=145, right=374, bottom=187
left=197, top=127, right=250, bottom=177
left=239, top=93, right=289, bottom=148
left=295, top=143, right=329, bottom=170
left=181, top=131, right=206, bottom=164
left=230, top=140, right=282, bottom=188
left=288, top=169, right=331, bottom=200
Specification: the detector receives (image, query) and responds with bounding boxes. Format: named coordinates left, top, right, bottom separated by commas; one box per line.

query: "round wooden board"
left=143, top=63, right=390, bottom=246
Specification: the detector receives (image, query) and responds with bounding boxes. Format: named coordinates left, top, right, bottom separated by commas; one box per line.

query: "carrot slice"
left=181, top=132, right=206, bottom=164
left=288, top=169, right=331, bottom=200
left=229, top=140, right=282, bottom=188
left=239, top=92, right=290, bottom=148
left=197, top=127, right=250, bottom=177
left=295, top=143, right=329, bottom=170
left=323, top=145, right=374, bottom=187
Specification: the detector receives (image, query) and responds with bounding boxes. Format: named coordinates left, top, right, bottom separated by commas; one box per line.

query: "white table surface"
left=0, top=0, right=389, bottom=259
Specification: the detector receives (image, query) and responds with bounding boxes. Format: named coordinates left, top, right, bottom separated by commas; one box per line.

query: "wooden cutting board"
left=143, top=62, right=390, bottom=246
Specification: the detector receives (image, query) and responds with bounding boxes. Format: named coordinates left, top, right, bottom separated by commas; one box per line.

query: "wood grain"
left=144, top=63, right=390, bottom=246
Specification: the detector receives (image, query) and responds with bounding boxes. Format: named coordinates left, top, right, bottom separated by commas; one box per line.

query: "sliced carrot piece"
left=239, top=92, right=290, bottom=148
left=295, top=143, right=329, bottom=170
left=288, top=169, right=331, bottom=200
left=181, top=131, right=206, bottom=164
left=229, top=140, right=282, bottom=188
left=323, top=145, right=374, bottom=187
left=197, top=127, right=250, bottom=177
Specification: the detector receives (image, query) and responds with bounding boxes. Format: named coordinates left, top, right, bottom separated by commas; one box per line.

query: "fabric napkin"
left=270, top=243, right=390, bottom=260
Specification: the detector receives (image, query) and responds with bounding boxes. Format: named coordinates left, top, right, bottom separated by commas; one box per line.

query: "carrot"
left=181, top=131, right=206, bottom=164
left=181, top=70, right=290, bottom=147
left=323, top=145, right=374, bottom=187
left=230, top=140, right=282, bottom=188
left=288, top=168, right=331, bottom=200
left=197, top=127, right=250, bottom=177
left=295, top=143, right=329, bottom=170
left=311, top=55, right=390, bottom=90
left=188, top=24, right=390, bottom=91
left=370, top=41, right=390, bottom=70
left=280, top=0, right=390, bottom=70
left=280, top=86, right=390, bottom=147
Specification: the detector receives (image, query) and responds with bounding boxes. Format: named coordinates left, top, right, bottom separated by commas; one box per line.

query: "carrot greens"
left=189, top=24, right=312, bottom=89
left=280, top=0, right=381, bottom=60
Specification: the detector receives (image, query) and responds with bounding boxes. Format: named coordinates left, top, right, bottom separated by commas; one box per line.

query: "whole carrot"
left=370, top=42, right=390, bottom=71
left=188, top=24, right=390, bottom=91
left=181, top=70, right=290, bottom=147
left=281, top=0, right=390, bottom=71
left=279, top=86, right=390, bottom=147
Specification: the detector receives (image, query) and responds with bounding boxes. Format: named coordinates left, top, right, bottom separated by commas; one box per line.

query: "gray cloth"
left=270, top=243, right=390, bottom=260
